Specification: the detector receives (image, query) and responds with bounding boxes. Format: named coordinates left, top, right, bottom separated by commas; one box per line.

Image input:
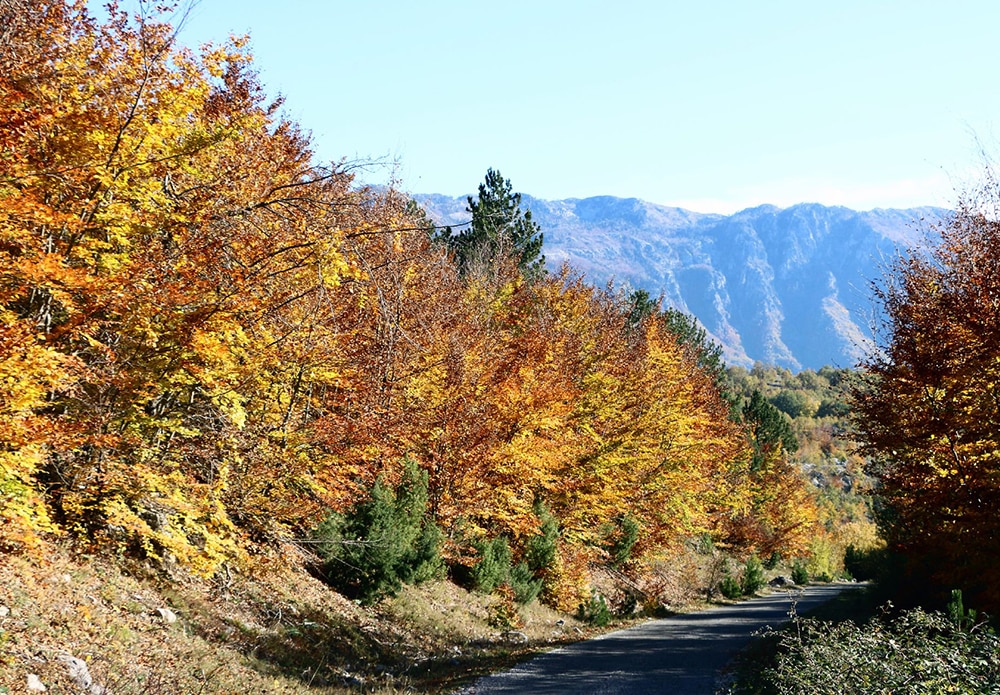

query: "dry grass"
left=0, top=546, right=595, bottom=694
left=0, top=550, right=273, bottom=694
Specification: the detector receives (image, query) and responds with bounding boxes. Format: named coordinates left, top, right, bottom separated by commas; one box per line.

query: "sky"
left=149, top=1, right=1000, bottom=213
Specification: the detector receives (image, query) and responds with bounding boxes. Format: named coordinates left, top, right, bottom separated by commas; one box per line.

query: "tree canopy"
left=0, top=1, right=820, bottom=610
left=852, top=176, right=1000, bottom=613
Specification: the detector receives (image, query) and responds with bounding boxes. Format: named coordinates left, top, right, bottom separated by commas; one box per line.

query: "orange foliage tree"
left=1, top=1, right=817, bottom=606
left=721, top=390, right=818, bottom=558
left=0, top=0, right=379, bottom=568
left=853, top=176, right=1000, bottom=612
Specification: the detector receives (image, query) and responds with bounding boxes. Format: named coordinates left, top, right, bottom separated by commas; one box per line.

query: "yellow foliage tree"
left=0, top=1, right=824, bottom=605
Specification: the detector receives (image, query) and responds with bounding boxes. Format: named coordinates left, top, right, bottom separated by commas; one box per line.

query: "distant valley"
left=416, top=194, right=947, bottom=371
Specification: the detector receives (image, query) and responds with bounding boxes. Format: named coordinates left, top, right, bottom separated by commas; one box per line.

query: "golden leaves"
left=0, top=1, right=799, bottom=597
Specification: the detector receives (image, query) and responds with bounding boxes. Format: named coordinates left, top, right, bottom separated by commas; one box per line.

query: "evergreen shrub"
left=791, top=559, right=809, bottom=585
left=524, top=500, right=559, bottom=573
left=466, top=501, right=558, bottom=605
left=741, top=555, right=766, bottom=595
left=576, top=591, right=612, bottom=626
left=471, top=536, right=513, bottom=594
left=720, top=572, right=743, bottom=599
left=608, top=515, right=640, bottom=567
left=313, top=458, right=443, bottom=604
left=509, top=561, right=543, bottom=605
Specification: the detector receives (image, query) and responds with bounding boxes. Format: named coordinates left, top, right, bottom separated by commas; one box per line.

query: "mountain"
left=415, top=194, right=946, bottom=371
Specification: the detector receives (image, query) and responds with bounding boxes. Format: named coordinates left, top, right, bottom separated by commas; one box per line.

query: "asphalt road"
left=455, top=583, right=862, bottom=695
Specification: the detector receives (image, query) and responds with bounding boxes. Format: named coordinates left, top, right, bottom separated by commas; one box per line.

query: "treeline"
left=0, top=2, right=817, bottom=608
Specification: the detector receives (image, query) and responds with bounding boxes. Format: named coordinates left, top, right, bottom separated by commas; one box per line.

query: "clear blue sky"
left=159, top=1, right=998, bottom=212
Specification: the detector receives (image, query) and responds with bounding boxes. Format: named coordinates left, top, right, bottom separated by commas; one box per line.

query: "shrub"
left=470, top=502, right=556, bottom=605
left=471, top=542, right=543, bottom=605
left=313, top=458, right=442, bottom=604
left=791, top=559, right=809, bottom=585
left=720, top=572, right=743, bottom=600
left=509, top=561, right=543, bottom=605
left=523, top=500, right=559, bottom=602
left=576, top=591, right=612, bottom=627
left=947, top=589, right=979, bottom=631
left=405, top=520, right=446, bottom=584
left=740, top=555, right=766, bottom=595
left=471, top=536, right=513, bottom=595
left=607, top=515, right=640, bottom=567
left=694, top=532, right=715, bottom=555
left=487, top=583, right=523, bottom=630
left=524, top=500, right=559, bottom=574
left=744, top=607, right=1000, bottom=694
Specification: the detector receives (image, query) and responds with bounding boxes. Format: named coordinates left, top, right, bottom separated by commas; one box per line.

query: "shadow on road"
left=455, top=583, right=862, bottom=695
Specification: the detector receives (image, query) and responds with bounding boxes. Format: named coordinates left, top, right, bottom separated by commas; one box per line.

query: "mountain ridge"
left=415, top=193, right=947, bottom=371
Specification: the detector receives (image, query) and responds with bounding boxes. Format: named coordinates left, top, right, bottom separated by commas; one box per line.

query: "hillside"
left=3, top=6, right=828, bottom=687
left=417, top=195, right=946, bottom=371
left=0, top=545, right=594, bottom=694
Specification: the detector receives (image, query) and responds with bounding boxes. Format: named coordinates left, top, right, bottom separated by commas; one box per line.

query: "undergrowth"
left=726, top=591, right=1000, bottom=695
left=1, top=539, right=826, bottom=693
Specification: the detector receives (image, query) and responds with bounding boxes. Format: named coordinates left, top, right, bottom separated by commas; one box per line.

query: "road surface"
left=455, top=583, right=862, bottom=695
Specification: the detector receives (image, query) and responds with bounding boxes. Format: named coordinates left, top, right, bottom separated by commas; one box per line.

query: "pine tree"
left=440, top=168, right=544, bottom=279
left=743, top=389, right=798, bottom=470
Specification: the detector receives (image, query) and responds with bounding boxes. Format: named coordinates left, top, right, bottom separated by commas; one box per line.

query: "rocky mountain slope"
left=417, top=194, right=946, bottom=370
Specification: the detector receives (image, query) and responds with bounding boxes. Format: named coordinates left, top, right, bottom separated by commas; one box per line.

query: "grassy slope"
left=0, top=545, right=598, bottom=694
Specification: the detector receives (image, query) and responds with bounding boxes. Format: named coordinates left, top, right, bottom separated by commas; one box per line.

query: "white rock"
left=0, top=605, right=10, bottom=617
left=156, top=606, right=178, bottom=623
left=57, top=652, right=94, bottom=690
left=502, top=630, right=529, bottom=644
left=26, top=673, right=47, bottom=692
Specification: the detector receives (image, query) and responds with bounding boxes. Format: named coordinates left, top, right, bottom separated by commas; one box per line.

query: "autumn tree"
left=0, top=0, right=380, bottom=567
left=852, top=175, right=1000, bottom=612
left=0, top=0, right=828, bottom=610
left=549, top=279, right=749, bottom=557
left=0, top=0, right=38, bottom=52
left=718, top=389, right=817, bottom=558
